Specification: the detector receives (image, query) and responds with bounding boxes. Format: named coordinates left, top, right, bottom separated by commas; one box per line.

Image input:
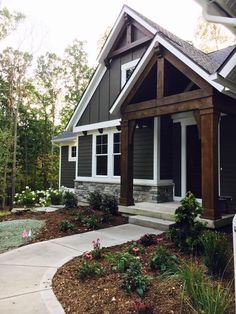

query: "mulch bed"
left=52, top=235, right=234, bottom=314
left=1, top=207, right=128, bottom=243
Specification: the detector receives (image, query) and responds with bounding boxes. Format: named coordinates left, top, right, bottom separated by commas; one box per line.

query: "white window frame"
left=121, top=58, right=139, bottom=88
left=68, top=144, right=77, bottom=162
left=95, top=133, right=109, bottom=177
left=112, top=132, right=121, bottom=177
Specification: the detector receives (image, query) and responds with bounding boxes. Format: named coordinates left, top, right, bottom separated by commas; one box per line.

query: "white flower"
left=25, top=186, right=29, bottom=189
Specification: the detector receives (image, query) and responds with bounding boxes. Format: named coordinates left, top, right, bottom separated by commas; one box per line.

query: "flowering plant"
left=128, top=241, right=144, bottom=256
left=92, top=238, right=102, bottom=259
left=83, top=251, right=93, bottom=260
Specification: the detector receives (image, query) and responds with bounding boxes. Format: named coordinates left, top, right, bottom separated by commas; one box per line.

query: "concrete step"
left=119, top=205, right=176, bottom=221
left=129, top=215, right=175, bottom=231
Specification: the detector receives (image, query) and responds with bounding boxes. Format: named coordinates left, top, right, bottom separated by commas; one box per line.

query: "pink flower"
left=22, top=229, right=28, bottom=238
left=83, top=251, right=93, bottom=260
left=156, top=235, right=164, bottom=241
left=132, top=247, right=140, bottom=254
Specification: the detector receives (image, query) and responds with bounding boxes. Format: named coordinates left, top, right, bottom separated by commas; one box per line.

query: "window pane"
left=102, top=134, right=108, bottom=144
left=96, top=145, right=101, bottom=154
left=71, top=146, right=76, bottom=157
left=102, top=144, right=107, bottom=154
left=96, top=136, right=102, bottom=145
left=114, top=133, right=120, bottom=143
left=97, top=156, right=107, bottom=175
left=114, top=155, right=120, bottom=176
left=114, top=143, right=120, bottom=154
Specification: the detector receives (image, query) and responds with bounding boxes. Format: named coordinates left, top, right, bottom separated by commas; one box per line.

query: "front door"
left=186, top=125, right=201, bottom=198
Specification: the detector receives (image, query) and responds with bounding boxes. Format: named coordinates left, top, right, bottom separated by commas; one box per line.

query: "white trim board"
left=73, top=119, right=121, bottom=133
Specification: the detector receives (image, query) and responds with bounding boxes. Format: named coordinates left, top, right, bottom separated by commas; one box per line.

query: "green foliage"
left=200, top=231, right=230, bottom=277
left=87, top=191, right=118, bottom=215
left=58, top=220, right=74, bottom=232
left=75, top=259, right=105, bottom=281
left=15, top=186, right=40, bottom=207
left=87, top=190, right=103, bottom=210
left=63, top=191, right=78, bottom=209
left=82, top=212, right=100, bottom=230
left=48, top=188, right=63, bottom=205
left=106, top=251, right=136, bottom=273
left=178, top=262, right=233, bottom=314
left=168, top=192, right=204, bottom=252
left=101, top=193, right=118, bottom=215
left=138, top=233, right=158, bottom=247
left=150, top=245, right=178, bottom=274
left=121, top=260, right=150, bottom=297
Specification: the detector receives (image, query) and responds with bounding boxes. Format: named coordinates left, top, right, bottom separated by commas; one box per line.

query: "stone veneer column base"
left=74, top=181, right=173, bottom=204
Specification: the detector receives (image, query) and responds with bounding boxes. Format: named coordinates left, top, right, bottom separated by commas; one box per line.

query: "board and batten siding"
left=160, top=115, right=173, bottom=180
left=60, top=146, right=76, bottom=188
left=77, top=135, right=92, bottom=177
left=134, top=126, right=154, bottom=180
left=220, top=115, right=236, bottom=206
left=77, top=45, right=147, bottom=127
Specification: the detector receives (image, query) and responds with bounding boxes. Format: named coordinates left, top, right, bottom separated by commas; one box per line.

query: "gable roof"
left=66, top=4, right=236, bottom=132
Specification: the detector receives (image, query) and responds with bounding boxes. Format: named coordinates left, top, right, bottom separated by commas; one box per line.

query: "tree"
left=60, top=40, right=93, bottom=128
left=194, top=16, right=236, bottom=53
left=0, top=48, right=32, bottom=207
left=0, top=7, right=25, bottom=40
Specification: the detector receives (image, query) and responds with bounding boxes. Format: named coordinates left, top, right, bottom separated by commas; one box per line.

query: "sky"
left=0, top=0, right=203, bottom=65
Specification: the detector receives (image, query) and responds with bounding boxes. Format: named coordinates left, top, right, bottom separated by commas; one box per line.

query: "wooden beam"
left=163, top=49, right=213, bottom=92
left=120, top=119, right=136, bottom=206
left=125, top=89, right=213, bottom=114
left=132, top=20, right=154, bottom=37
left=157, top=58, right=164, bottom=98
left=127, top=23, right=132, bottom=45
left=109, top=37, right=152, bottom=59
left=200, top=108, right=221, bottom=219
left=123, top=97, right=213, bottom=120
left=121, top=54, right=157, bottom=113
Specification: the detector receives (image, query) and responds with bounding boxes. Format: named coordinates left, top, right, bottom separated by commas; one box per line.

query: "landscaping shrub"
left=63, top=191, right=78, bottom=209
left=200, top=230, right=230, bottom=277
left=14, top=186, right=38, bottom=207
left=91, top=238, right=103, bottom=259
left=121, top=259, right=151, bottom=297
left=58, top=220, right=74, bottom=232
left=101, top=193, right=118, bottom=215
left=168, top=192, right=204, bottom=252
left=87, top=190, right=103, bottom=210
left=138, top=233, right=158, bottom=246
left=82, top=212, right=100, bottom=230
left=150, top=245, right=178, bottom=274
left=128, top=241, right=144, bottom=256
left=48, top=189, right=63, bottom=205
left=75, top=259, right=105, bottom=281
left=106, top=251, right=136, bottom=273
left=178, top=262, right=233, bottom=314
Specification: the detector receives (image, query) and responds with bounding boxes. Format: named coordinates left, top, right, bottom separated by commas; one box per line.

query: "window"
left=121, top=59, right=139, bottom=87
left=96, top=134, right=108, bottom=175
left=113, top=133, right=121, bottom=176
left=68, top=145, right=77, bottom=161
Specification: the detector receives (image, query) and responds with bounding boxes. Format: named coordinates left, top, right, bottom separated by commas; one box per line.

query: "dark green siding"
left=160, top=116, right=173, bottom=179
left=134, top=126, right=154, bottom=180
left=220, top=115, right=236, bottom=206
left=77, top=44, right=148, bottom=127
left=60, top=146, right=75, bottom=188
left=78, top=135, right=92, bottom=177
left=172, top=123, right=181, bottom=196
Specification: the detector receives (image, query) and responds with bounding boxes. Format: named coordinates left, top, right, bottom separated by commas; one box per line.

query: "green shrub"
left=75, top=260, right=105, bottom=281
left=73, top=211, right=85, bottom=223
left=178, top=262, right=233, bottom=314
left=14, top=186, right=38, bottom=207
left=150, top=245, right=178, bottom=274
left=63, top=191, right=78, bottom=209
left=106, top=251, right=136, bottom=273
left=101, top=193, right=118, bottom=215
left=82, top=212, right=100, bottom=230
left=58, top=220, right=74, bottom=232
left=138, top=233, right=158, bottom=246
left=168, top=192, right=204, bottom=252
left=49, top=189, right=63, bottom=205
left=200, top=231, right=230, bottom=277
left=121, top=260, right=150, bottom=297
left=87, top=190, right=103, bottom=210
left=128, top=241, right=144, bottom=256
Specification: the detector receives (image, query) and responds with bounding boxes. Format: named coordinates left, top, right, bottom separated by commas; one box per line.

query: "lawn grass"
left=0, top=219, right=45, bottom=253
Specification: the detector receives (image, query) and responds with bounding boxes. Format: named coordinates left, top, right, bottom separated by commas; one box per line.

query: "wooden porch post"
left=200, top=108, right=221, bottom=219
left=120, top=119, right=136, bottom=206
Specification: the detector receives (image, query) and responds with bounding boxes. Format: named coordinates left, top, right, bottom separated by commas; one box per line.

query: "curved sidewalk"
left=0, top=224, right=161, bottom=314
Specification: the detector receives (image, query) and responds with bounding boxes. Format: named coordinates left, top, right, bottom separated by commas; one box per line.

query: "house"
left=53, top=5, right=236, bottom=222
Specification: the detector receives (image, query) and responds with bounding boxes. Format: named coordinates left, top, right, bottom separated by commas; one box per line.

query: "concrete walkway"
left=0, top=224, right=161, bottom=314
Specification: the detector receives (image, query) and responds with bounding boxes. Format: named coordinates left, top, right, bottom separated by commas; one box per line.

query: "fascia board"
left=219, top=51, right=236, bottom=78
left=52, top=137, right=77, bottom=143
left=73, top=119, right=121, bottom=133
left=66, top=64, right=106, bottom=131
left=97, top=5, right=156, bottom=63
